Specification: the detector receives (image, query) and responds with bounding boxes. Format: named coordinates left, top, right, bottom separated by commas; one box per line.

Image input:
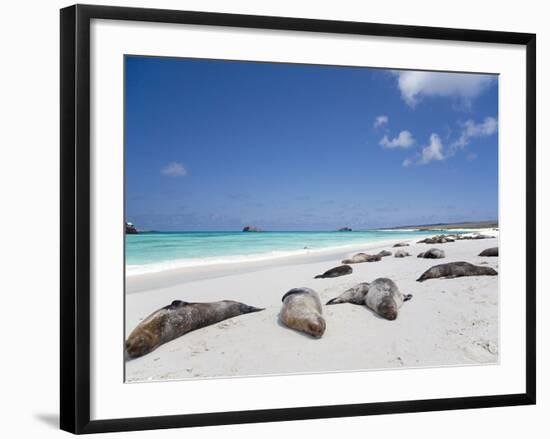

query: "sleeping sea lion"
left=326, top=278, right=412, bottom=320
left=417, top=248, right=445, bottom=259
left=342, top=253, right=381, bottom=264
left=479, top=247, right=498, bottom=257
left=416, top=261, right=498, bottom=282
left=394, top=249, right=411, bottom=257
left=280, top=288, right=326, bottom=338
left=126, top=299, right=264, bottom=359
left=364, top=278, right=412, bottom=320
left=377, top=250, right=392, bottom=257
left=314, top=265, right=352, bottom=279
left=417, top=235, right=455, bottom=244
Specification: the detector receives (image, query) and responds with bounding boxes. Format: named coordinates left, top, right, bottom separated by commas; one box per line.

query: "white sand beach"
left=125, top=232, right=499, bottom=382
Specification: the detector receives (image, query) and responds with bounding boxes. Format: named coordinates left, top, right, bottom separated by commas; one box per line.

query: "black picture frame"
left=60, top=4, right=536, bottom=434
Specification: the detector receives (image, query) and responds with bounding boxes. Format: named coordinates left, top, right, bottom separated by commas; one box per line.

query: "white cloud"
left=450, top=116, right=498, bottom=152
left=464, top=116, right=498, bottom=137
left=402, top=117, right=496, bottom=167
left=374, top=115, right=389, bottom=128
left=420, top=134, right=445, bottom=164
left=161, top=162, right=187, bottom=177
left=394, top=71, right=494, bottom=107
left=379, top=130, right=415, bottom=149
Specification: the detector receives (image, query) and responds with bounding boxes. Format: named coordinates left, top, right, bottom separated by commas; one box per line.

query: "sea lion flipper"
left=326, top=282, right=369, bottom=305
left=239, top=304, right=265, bottom=314
left=403, top=294, right=413, bottom=302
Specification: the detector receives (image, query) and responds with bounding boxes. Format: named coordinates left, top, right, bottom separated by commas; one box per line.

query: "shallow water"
left=126, top=230, right=442, bottom=274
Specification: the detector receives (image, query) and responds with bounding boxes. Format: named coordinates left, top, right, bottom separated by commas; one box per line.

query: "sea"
left=125, top=230, right=445, bottom=275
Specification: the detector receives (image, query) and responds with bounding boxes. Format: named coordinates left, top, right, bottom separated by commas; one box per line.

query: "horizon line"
left=127, top=219, right=498, bottom=233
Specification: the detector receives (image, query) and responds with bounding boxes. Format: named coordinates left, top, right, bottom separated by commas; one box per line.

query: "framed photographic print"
left=60, top=4, right=536, bottom=434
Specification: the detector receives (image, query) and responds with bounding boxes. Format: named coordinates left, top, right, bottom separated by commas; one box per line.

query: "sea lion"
left=394, top=249, right=411, bottom=258
left=326, top=278, right=412, bottom=320
left=416, top=261, right=498, bottom=282
left=479, top=247, right=498, bottom=257
left=280, top=288, right=326, bottom=338
left=342, top=253, right=381, bottom=264
left=365, top=278, right=412, bottom=320
left=326, top=282, right=370, bottom=305
left=393, top=242, right=410, bottom=247
left=417, top=235, right=455, bottom=244
left=417, top=248, right=445, bottom=259
left=314, top=265, right=352, bottom=278
left=377, top=250, right=392, bottom=257
left=456, top=233, right=491, bottom=240
left=453, top=233, right=489, bottom=240
left=125, top=299, right=264, bottom=359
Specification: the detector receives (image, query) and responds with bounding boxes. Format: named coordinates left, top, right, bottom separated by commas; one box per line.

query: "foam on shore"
left=126, top=238, right=410, bottom=276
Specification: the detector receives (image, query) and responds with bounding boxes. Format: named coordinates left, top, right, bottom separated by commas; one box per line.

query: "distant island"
left=337, top=227, right=353, bottom=232
left=242, top=226, right=263, bottom=232
left=381, top=220, right=498, bottom=231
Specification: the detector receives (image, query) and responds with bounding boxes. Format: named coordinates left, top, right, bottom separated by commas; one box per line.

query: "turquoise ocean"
left=125, top=230, right=444, bottom=275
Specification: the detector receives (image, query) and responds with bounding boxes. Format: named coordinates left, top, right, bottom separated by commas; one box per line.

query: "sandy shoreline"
left=125, top=232, right=499, bottom=382
left=126, top=238, right=410, bottom=293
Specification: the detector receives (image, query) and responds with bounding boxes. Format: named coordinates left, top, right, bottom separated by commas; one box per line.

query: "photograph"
left=123, top=55, right=500, bottom=383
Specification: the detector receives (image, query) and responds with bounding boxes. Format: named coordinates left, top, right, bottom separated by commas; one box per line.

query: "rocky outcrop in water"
left=242, top=226, right=263, bottom=232
left=125, top=222, right=138, bottom=234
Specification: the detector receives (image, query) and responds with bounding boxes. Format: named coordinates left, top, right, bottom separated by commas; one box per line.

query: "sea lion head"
left=238, top=303, right=265, bottom=314
left=479, top=266, right=498, bottom=276
left=306, top=314, right=326, bottom=338
left=416, top=272, right=429, bottom=282
left=377, top=296, right=398, bottom=320
left=125, top=331, right=157, bottom=359
left=167, top=300, right=187, bottom=309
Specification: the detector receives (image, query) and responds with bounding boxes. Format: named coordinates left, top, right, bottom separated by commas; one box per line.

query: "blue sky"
left=125, top=56, right=498, bottom=231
